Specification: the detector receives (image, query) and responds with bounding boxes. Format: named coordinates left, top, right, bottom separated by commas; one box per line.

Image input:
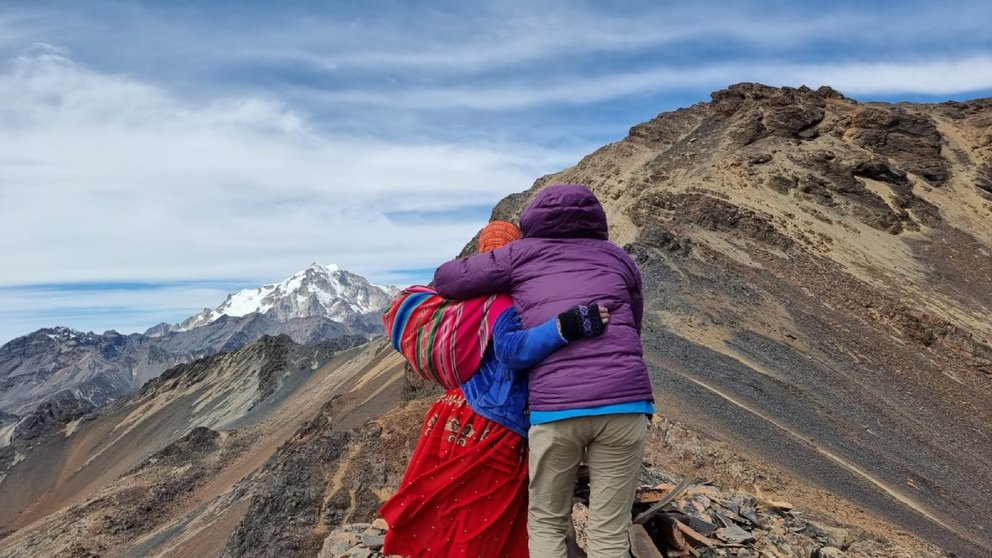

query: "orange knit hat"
left=478, top=220, right=522, bottom=253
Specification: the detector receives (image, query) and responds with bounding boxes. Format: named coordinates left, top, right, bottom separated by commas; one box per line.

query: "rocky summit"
left=486, top=83, right=992, bottom=557
left=0, top=84, right=990, bottom=557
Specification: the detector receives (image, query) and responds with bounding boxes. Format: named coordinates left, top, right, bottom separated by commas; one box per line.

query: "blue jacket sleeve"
left=493, top=308, right=567, bottom=371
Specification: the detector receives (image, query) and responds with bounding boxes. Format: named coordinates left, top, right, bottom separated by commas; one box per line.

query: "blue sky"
left=1, top=0, right=992, bottom=344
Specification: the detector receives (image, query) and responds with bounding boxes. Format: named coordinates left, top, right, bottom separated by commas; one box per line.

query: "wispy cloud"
left=787, top=56, right=992, bottom=95
left=0, top=11, right=60, bottom=49
left=315, top=55, right=992, bottom=111
left=72, top=2, right=990, bottom=75
left=383, top=204, right=496, bottom=225
left=0, top=47, right=576, bottom=342
left=1, top=0, right=991, bottom=343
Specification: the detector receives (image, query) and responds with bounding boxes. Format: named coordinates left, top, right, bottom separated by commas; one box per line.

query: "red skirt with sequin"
left=380, top=388, right=529, bottom=558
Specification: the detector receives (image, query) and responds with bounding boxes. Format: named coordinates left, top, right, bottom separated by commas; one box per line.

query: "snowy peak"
left=1, top=264, right=396, bottom=419
left=26, top=327, right=124, bottom=346
left=174, top=263, right=398, bottom=332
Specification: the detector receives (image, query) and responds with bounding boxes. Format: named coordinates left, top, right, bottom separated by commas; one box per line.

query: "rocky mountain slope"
left=0, top=264, right=395, bottom=420
left=0, top=334, right=407, bottom=556
left=0, top=84, right=989, bottom=557
left=480, top=83, right=991, bottom=557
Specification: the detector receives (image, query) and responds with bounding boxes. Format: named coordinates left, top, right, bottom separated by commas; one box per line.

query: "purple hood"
left=520, top=184, right=609, bottom=240
left=434, top=184, right=652, bottom=412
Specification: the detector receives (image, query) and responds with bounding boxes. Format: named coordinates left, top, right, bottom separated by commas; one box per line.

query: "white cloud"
left=3, top=1, right=992, bottom=342
left=315, top=55, right=992, bottom=111
left=233, top=2, right=991, bottom=76
left=785, top=56, right=992, bottom=95
left=0, top=49, right=574, bottom=292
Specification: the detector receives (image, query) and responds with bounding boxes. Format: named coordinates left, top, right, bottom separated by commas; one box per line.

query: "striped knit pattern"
left=384, top=285, right=513, bottom=389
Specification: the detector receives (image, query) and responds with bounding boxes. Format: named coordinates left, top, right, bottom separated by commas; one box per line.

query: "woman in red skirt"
left=380, top=221, right=608, bottom=557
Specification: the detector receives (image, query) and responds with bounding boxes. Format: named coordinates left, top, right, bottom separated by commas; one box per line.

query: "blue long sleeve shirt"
left=460, top=307, right=565, bottom=437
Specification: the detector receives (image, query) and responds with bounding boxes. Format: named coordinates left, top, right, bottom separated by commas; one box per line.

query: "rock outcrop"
left=477, top=83, right=992, bottom=557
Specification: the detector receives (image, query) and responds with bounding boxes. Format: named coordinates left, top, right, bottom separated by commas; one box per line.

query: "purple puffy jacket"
left=434, top=184, right=653, bottom=411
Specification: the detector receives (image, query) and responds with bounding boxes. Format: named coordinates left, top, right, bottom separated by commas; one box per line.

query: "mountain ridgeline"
left=0, top=264, right=395, bottom=431
left=489, top=83, right=992, bottom=557
left=1, top=84, right=990, bottom=557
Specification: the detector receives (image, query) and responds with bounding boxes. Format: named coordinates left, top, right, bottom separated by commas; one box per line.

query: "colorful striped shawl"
left=383, top=286, right=513, bottom=389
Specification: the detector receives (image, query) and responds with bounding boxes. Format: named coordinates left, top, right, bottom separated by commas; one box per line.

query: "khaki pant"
left=528, top=413, right=647, bottom=558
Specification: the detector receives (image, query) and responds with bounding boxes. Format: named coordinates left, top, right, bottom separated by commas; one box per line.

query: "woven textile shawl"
left=384, top=286, right=513, bottom=389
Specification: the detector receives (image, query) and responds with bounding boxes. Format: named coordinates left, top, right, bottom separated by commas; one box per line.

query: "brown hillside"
left=1, top=84, right=989, bottom=558
left=485, top=83, right=992, bottom=558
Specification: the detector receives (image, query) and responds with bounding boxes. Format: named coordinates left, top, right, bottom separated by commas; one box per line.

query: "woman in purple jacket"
left=434, top=184, right=654, bottom=558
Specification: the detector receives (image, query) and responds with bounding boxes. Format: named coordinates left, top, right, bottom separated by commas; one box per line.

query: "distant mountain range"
left=0, top=332, right=392, bottom=547
left=0, top=263, right=397, bottom=419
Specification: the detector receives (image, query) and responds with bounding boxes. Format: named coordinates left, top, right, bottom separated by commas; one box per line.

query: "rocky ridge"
left=310, top=413, right=945, bottom=558
left=163, top=263, right=397, bottom=334
left=0, top=264, right=394, bottom=424
left=480, top=83, right=992, bottom=557
left=0, top=333, right=366, bottom=530
left=0, top=336, right=408, bottom=557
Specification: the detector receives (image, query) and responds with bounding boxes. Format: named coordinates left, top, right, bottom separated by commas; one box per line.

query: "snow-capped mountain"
left=168, top=263, right=399, bottom=333
left=1, top=263, right=398, bottom=422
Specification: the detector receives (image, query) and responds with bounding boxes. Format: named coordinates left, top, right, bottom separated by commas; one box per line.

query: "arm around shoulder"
left=492, top=308, right=567, bottom=371
left=433, top=245, right=514, bottom=299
